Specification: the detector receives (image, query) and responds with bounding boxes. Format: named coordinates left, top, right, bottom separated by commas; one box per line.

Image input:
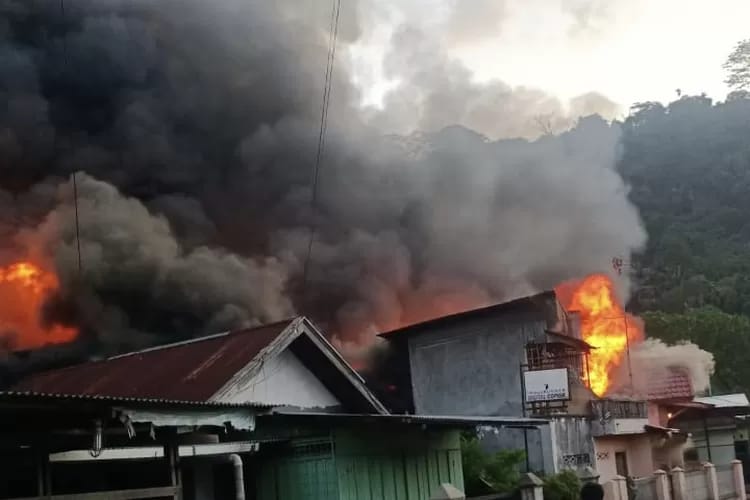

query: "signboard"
left=523, top=368, right=570, bottom=402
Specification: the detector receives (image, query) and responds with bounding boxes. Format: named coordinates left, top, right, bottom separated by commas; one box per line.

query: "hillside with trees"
left=622, top=38, right=750, bottom=393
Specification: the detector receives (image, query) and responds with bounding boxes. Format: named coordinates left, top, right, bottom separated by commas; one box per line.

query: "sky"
left=347, top=0, right=750, bottom=116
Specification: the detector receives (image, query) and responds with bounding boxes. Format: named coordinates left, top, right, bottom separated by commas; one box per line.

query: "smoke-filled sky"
left=0, top=0, right=652, bottom=366
left=350, top=0, right=750, bottom=113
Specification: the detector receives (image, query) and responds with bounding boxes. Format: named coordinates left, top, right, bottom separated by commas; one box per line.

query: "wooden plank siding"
left=334, top=429, right=464, bottom=500
left=256, top=429, right=464, bottom=500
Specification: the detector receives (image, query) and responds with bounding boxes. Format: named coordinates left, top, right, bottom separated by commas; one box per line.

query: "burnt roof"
left=12, top=320, right=294, bottom=402
left=378, top=290, right=557, bottom=340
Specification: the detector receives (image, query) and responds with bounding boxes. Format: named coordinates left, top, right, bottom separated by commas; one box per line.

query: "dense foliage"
left=461, top=432, right=526, bottom=496
left=542, top=471, right=582, bottom=500
left=617, top=48, right=750, bottom=393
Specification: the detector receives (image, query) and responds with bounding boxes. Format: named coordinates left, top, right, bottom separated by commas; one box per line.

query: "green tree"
left=724, top=39, right=750, bottom=91
left=461, top=432, right=526, bottom=496
left=643, top=307, right=750, bottom=394
left=543, top=470, right=581, bottom=500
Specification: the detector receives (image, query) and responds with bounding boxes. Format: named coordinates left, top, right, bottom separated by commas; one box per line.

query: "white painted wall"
left=214, top=349, right=340, bottom=408
left=595, top=435, right=654, bottom=483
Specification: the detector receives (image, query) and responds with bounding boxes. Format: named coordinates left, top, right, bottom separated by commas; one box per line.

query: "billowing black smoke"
left=0, top=0, right=645, bottom=374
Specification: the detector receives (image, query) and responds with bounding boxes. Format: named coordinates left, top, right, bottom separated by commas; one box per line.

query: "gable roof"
left=12, top=317, right=388, bottom=414
left=647, top=368, right=694, bottom=402
left=378, top=291, right=558, bottom=340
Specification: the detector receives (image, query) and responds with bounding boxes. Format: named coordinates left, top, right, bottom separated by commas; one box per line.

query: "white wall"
left=214, top=349, right=340, bottom=408
left=595, top=435, right=654, bottom=483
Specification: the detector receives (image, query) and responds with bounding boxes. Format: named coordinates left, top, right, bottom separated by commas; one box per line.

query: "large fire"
left=556, top=274, right=643, bottom=396
left=0, top=261, right=77, bottom=350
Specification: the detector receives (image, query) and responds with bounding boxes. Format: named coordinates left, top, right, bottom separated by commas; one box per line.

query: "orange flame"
left=0, top=261, right=77, bottom=350
left=556, top=274, right=643, bottom=396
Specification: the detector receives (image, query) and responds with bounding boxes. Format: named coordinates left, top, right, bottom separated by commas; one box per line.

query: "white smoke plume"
left=612, top=338, right=716, bottom=399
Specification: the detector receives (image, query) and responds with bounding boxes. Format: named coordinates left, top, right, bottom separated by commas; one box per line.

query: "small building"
left=589, top=367, right=703, bottom=482
left=666, top=393, right=750, bottom=468
left=375, top=291, right=594, bottom=476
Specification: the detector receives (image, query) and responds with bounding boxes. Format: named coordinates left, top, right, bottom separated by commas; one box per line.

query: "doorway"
left=615, top=451, right=629, bottom=477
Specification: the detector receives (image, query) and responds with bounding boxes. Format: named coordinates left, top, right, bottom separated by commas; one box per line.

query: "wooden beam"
left=5, top=486, right=180, bottom=500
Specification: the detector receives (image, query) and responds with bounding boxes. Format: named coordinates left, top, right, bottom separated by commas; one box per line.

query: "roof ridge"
left=379, top=290, right=556, bottom=338
left=108, top=318, right=296, bottom=360
left=16, top=318, right=297, bottom=380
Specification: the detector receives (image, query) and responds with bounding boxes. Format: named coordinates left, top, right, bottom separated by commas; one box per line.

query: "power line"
left=72, top=173, right=82, bottom=272
left=60, top=0, right=82, bottom=273
left=301, top=0, right=342, bottom=296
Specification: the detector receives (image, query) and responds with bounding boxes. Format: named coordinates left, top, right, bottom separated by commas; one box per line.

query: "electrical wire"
left=301, top=0, right=342, bottom=297
left=60, top=0, right=83, bottom=273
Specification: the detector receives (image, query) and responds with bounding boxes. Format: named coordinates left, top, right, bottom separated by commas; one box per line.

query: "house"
left=3, top=316, right=546, bottom=499
left=589, top=368, right=694, bottom=482
left=13, top=317, right=386, bottom=414
left=376, top=291, right=594, bottom=476
left=666, top=393, right=750, bottom=468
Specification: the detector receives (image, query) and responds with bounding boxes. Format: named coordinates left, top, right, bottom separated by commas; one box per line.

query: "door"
left=615, top=451, right=629, bottom=477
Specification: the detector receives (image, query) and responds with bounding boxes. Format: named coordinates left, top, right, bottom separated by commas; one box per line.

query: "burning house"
left=374, top=273, right=720, bottom=483
left=375, top=289, right=594, bottom=475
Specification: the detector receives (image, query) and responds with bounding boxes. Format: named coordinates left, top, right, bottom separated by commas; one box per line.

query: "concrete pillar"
left=604, top=479, right=621, bottom=500
left=429, top=483, right=466, bottom=500
left=654, top=470, right=671, bottom=500
left=704, top=462, right=719, bottom=500
left=731, top=460, right=746, bottom=500
left=671, top=467, right=688, bottom=500
left=613, top=475, right=628, bottom=500
left=519, top=472, right=544, bottom=500
left=165, top=442, right=183, bottom=500
left=579, top=466, right=600, bottom=485
left=35, top=448, right=51, bottom=497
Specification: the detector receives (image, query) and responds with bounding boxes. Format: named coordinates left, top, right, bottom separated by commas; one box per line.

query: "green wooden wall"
left=256, top=428, right=464, bottom=500
left=334, top=428, right=464, bottom=500
left=257, top=437, right=339, bottom=500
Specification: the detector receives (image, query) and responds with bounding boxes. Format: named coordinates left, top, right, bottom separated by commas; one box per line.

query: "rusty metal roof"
left=11, top=319, right=294, bottom=402
left=0, top=390, right=273, bottom=409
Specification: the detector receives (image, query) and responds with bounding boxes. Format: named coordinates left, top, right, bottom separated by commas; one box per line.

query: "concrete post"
left=704, top=462, right=719, bottom=500
left=671, top=467, right=688, bottom=500
left=613, top=475, right=628, bottom=500
left=519, top=472, right=544, bottom=500
left=604, top=479, right=622, bottom=500
left=579, top=466, right=600, bottom=485
left=731, top=460, right=746, bottom=500
left=654, top=470, right=671, bottom=500
left=429, top=483, right=466, bottom=500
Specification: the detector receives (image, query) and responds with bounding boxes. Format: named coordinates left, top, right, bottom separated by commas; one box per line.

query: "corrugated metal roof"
left=268, top=410, right=548, bottom=428
left=0, top=390, right=273, bottom=408
left=647, top=368, right=694, bottom=401
left=11, top=319, right=294, bottom=402
left=378, top=291, right=556, bottom=339
left=694, top=393, right=750, bottom=408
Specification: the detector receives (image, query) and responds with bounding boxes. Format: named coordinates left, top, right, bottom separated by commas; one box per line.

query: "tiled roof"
left=12, top=320, right=294, bottom=402
left=647, top=368, right=694, bottom=401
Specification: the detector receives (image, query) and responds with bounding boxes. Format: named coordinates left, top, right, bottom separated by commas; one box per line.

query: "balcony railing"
left=591, top=399, right=648, bottom=419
